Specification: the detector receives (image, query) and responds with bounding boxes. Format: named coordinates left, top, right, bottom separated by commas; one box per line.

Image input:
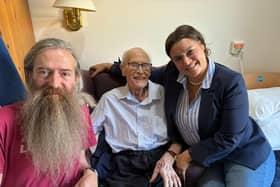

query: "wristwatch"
left=166, top=150, right=177, bottom=160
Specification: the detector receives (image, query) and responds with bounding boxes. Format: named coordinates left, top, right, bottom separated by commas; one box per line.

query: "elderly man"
left=0, top=38, right=97, bottom=187
left=92, top=47, right=181, bottom=187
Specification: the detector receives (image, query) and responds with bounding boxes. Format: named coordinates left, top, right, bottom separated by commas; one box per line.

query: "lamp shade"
left=53, top=0, right=96, bottom=11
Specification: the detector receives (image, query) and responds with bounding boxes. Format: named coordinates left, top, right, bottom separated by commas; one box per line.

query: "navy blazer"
left=111, top=61, right=272, bottom=169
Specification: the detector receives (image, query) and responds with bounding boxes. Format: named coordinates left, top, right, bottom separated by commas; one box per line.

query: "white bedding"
left=255, top=113, right=280, bottom=150
left=248, top=87, right=280, bottom=150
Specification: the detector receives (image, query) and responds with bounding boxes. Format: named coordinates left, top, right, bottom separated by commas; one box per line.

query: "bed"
left=243, top=72, right=280, bottom=150
left=243, top=72, right=280, bottom=186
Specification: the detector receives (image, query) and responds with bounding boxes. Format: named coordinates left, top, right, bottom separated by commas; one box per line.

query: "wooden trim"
left=243, top=72, right=280, bottom=89
left=0, top=0, right=35, bottom=83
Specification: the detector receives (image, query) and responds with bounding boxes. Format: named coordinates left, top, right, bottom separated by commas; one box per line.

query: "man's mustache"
left=41, top=87, right=67, bottom=98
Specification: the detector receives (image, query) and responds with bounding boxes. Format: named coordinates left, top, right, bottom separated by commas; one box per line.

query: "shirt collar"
left=117, top=80, right=161, bottom=104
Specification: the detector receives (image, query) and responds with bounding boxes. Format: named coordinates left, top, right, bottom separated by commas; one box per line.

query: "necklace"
left=188, top=79, right=203, bottom=86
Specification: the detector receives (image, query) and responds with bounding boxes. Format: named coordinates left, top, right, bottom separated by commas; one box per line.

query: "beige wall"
left=28, top=0, right=280, bottom=73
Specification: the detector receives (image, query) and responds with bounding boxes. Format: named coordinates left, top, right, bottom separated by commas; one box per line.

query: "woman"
left=90, top=25, right=275, bottom=187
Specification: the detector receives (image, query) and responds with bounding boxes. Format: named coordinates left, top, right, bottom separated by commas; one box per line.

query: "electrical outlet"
left=230, top=41, right=244, bottom=56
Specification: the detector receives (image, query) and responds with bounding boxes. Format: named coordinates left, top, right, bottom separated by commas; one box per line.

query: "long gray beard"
left=21, top=87, right=87, bottom=180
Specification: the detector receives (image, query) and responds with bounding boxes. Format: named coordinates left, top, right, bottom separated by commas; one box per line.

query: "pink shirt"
left=0, top=103, right=96, bottom=187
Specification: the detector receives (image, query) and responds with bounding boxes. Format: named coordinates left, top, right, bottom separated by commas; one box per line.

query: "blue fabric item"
left=197, top=150, right=275, bottom=187
left=90, top=130, right=114, bottom=181
left=272, top=151, right=280, bottom=187
left=0, top=36, right=27, bottom=106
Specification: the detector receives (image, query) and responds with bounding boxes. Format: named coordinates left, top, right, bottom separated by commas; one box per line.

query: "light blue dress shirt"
left=176, top=60, right=215, bottom=145
left=92, top=80, right=168, bottom=153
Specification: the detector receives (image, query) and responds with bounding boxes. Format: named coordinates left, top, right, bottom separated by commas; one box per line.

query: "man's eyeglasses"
left=127, top=62, right=152, bottom=71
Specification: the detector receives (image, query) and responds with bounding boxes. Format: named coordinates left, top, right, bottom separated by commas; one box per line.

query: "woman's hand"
left=74, top=168, right=98, bottom=187
left=89, top=63, right=113, bottom=78
left=150, top=152, right=181, bottom=187
left=175, top=149, right=192, bottom=182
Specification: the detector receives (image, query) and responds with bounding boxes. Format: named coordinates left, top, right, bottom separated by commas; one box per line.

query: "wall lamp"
left=53, top=0, right=96, bottom=31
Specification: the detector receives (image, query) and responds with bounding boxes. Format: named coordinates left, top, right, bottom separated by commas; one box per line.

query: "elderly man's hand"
left=150, top=152, right=181, bottom=187
left=74, top=168, right=98, bottom=187
left=89, top=63, right=113, bottom=78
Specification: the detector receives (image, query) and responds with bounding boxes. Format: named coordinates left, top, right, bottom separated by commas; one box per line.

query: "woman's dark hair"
left=165, top=25, right=209, bottom=57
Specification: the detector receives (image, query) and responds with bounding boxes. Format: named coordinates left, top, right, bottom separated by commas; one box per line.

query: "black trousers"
left=105, top=145, right=168, bottom=187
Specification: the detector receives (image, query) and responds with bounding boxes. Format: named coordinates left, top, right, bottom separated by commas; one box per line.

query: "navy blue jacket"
left=111, top=61, right=272, bottom=169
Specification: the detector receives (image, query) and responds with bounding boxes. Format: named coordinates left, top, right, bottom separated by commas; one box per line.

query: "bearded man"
left=0, top=38, right=97, bottom=187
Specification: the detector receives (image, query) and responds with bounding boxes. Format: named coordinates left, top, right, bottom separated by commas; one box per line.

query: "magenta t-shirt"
left=0, top=103, right=96, bottom=187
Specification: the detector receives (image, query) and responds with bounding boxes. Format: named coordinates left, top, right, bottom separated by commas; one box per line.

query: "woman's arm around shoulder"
left=89, top=61, right=169, bottom=85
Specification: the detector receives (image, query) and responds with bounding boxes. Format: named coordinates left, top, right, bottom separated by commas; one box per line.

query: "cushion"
left=91, top=72, right=126, bottom=101
left=80, top=70, right=95, bottom=96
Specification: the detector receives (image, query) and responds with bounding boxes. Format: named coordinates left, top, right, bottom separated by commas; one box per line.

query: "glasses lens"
left=142, top=63, right=151, bottom=70
left=128, top=62, right=151, bottom=71
left=128, top=62, right=138, bottom=70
